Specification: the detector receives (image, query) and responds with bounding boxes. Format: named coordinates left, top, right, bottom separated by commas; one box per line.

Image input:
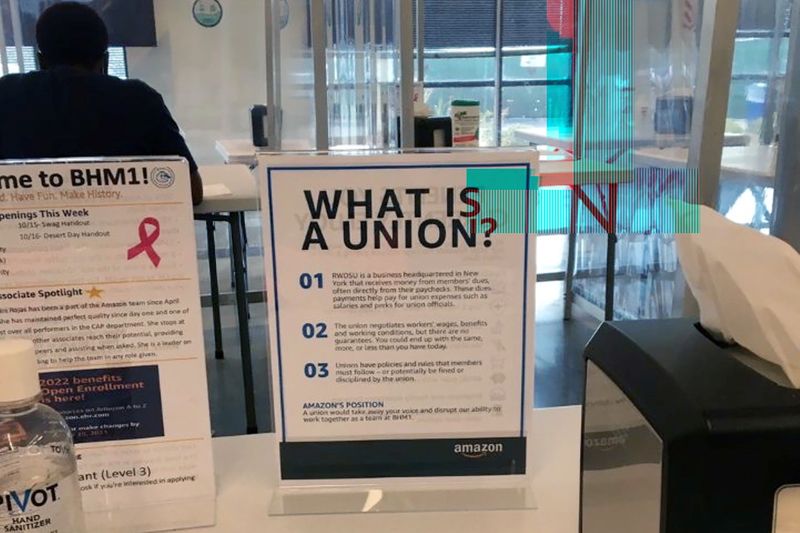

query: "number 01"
left=299, top=273, right=324, bottom=289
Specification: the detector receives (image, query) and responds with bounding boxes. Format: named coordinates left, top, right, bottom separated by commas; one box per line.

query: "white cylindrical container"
left=450, top=99, right=481, bottom=147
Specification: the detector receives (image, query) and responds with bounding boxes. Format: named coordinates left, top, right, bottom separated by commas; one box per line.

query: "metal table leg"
left=569, top=182, right=619, bottom=321
left=242, top=213, right=249, bottom=294
left=239, top=212, right=251, bottom=320
left=604, top=183, right=619, bottom=321
left=230, top=213, right=258, bottom=435
left=563, top=186, right=579, bottom=320
left=229, top=221, right=236, bottom=289
left=605, top=233, right=618, bottom=321
left=205, top=220, right=224, bottom=360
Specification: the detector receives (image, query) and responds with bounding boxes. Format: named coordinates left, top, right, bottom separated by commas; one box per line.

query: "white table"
left=515, top=124, right=750, bottom=151
left=180, top=406, right=581, bottom=532
left=215, top=139, right=261, bottom=167
left=215, top=140, right=380, bottom=166
left=635, top=144, right=776, bottom=185
left=215, top=139, right=317, bottom=166
left=196, top=164, right=259, bottom=214
left=194, top=164, right=261, bottom=433
left=636, top=144, right=777, bottom=228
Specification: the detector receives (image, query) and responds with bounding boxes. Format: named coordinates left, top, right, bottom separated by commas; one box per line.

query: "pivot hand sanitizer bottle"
left=0, top=339, right=86, bottom=533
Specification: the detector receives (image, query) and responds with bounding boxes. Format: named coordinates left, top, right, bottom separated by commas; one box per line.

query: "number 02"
left=302, top=323, right=328, bottom=339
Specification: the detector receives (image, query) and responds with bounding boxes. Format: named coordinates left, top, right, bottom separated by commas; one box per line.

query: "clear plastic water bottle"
left=0, top=339, right=86, bottom=533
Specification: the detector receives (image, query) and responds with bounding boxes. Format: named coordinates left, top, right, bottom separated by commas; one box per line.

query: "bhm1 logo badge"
left=150, top=168, right=176, bottom=189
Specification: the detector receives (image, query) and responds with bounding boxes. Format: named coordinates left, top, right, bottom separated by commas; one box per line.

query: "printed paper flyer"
left=0, top=159, right=215, bottom=530
left=260, top=152, right=537, bottom=481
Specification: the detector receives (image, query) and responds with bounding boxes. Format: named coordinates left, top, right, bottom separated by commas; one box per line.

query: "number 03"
left=304, top=363, right=329, bottom=378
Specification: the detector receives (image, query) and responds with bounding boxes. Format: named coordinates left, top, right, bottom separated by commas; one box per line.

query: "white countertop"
left=514, top=124, right=750, bottom=150
left=181, top=406, right=581, bottom=533
left=194, top=164, right=259, bottom=214
left=215, top=139, right=261, bottom=167
left=215, top=139, right=376, bottom=166
left=635, top=144, right=777, bottom=183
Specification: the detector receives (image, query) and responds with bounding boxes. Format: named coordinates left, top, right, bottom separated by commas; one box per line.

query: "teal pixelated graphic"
left=466, top=167, right=537, bottom=235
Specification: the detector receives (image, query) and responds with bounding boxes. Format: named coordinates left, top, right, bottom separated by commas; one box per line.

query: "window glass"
left=502, top=84, right=571, bottom=145
left=324, top=0, right=401, bottom=148
left=107, top=48, right=127, bottom=79
left=502, top=0, right=555, bottom=47
left=717, top=0, right=793, bottom=231
left=502, top=50, right=571, bottom=81
left=417, top=0, right=496, bottom=49
left=1, top=46, right=126, bottom=78
left=423, top=54, right=494, bottom=82
left=2, top=46, right=35, bottom=73
left=6, top=0, right=156, bottom=47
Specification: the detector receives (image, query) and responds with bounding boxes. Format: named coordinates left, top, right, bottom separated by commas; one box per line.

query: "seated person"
left=0, top=2, right=203, bottom=204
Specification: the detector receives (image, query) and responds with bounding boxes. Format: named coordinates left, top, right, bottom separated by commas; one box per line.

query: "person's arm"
left=191, top=168, right=203, bottom=206
left=143, top=85, right=204, bottom=205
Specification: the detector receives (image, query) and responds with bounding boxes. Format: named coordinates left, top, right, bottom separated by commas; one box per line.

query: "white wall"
left=126, top=0, right=267, bottom=164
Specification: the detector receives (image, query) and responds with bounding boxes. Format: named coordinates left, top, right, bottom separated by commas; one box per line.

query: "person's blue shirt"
left=0, top=66, right=198, bottom=174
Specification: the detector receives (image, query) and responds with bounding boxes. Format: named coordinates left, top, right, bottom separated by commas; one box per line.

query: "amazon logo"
left=454, top=442, right=504, bottom=459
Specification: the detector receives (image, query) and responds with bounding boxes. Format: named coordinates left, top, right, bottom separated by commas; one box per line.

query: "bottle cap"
left=0, top=339, right=41, bottom=403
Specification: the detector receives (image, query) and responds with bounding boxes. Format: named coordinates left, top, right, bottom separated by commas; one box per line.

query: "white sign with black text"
left=260, top=151, right=537, bottom=485
left=0, top=158, right=215, bottom=531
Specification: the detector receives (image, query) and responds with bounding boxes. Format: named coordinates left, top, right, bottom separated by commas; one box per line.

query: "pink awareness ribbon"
left=127, top=217, right=161, bottom=267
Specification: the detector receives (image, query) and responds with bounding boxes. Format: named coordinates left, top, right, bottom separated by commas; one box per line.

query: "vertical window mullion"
left=494, top=0, right=504, bottom=146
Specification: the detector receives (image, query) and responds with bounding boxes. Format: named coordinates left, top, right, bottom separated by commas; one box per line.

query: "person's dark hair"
left=36, top=2, right=109, bottom=69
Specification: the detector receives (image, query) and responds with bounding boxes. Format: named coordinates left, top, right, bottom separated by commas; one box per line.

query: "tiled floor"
left=200, top=279, right=599, bottom=437
left=533, top=281, right=599, bottom=407
left=202, top=303, right=273, bottom=435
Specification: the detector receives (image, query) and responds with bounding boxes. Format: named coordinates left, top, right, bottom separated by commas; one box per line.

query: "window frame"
left=419, top=39, right=574, bottom=147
